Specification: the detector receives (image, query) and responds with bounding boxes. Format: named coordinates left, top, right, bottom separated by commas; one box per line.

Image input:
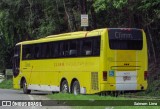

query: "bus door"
left=22, top=44, right=34, bottom=84
left=108, top=29, right=143, bottom=90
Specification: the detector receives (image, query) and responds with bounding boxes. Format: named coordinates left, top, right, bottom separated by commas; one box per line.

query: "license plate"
left=123, top=76, right=131, bottom=81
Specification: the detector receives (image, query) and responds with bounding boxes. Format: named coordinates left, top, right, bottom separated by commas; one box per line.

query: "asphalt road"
left=0, top=89, right=71, bottom=109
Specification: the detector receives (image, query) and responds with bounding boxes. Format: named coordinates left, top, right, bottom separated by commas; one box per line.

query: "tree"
left=0, top=0, right=160, bottom=71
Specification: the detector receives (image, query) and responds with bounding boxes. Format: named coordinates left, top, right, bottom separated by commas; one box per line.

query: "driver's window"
left=14, top=45, right=20, bottom=67
left=13, top=45, right=20, bottom=77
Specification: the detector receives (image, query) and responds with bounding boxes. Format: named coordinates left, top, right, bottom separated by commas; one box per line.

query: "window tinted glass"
left=41, top=43, right=51, bottom=58
left=22, top=45, right=32, bottom=59
left=22, top=36, right=100, bottom=60
left=50, top=42, right=59, bottom=57
left=13, top=45, right=21, bottom=77
left=108, top=29, right=143, bottom=50
left=109, top=40, right=142, bottom=50
left=60, top=41, right=69, bottom=57
left=33, top=44, right=41, bottom=59
left=93, top=37, right=100, bottom=55
left=69, top=40, right=78, bottom=56
left=81, top=39, right=92, bottom=56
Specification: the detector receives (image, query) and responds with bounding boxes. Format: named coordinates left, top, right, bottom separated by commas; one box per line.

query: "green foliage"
left=0, top=0, right=67, bottom=68
left=49, top=93, right=126, bottom=100
left=112, top=0, right=128, bottom=9
left=94, top=0, right=107, bottom=12
left=94, top=0, right=128, bottom=12
left=0, top=79, right=13, bottom=89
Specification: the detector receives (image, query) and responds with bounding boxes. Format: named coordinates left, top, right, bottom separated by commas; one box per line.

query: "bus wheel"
left=60, top=80, right=69, bottom=93
left=22, top=79, right=31, bottom=94
left=72, top=81, right=80, bottom=95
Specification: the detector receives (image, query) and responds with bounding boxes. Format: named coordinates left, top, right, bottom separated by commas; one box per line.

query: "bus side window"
left=59, top=42, right=64, bottom=57
left=40, top=44, right=45, bottom=58
left=64, top=42, right=69, bottom=56
left=46, top=43, right=51, bottom=58
left=23, top=45, right=32, bottom=60
left=69, top=40, right=77, bottom=56
left=81, top=39, right=92, bottom=56
left=93, top=37, right=100, bottom=56
left=40, top=43, right=49, bottom=58
left=52, top=42, right=59, bottom=57
left=60, top=41, right=69, bottom=57
left=33, top=45, right=39, bottom=59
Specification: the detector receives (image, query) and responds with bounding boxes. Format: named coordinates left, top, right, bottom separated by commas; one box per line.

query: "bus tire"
left=60, top=80, right=69, bottom=93
left=72, top=80, right=80, bottom=95
left=22, top=79, right=31, bottom=94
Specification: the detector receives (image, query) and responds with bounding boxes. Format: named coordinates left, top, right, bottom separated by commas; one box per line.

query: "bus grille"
left=91, top=72, right=99, bottom=90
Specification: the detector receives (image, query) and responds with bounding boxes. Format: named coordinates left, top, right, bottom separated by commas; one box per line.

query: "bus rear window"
left=108, top=29, right=143, bottom=50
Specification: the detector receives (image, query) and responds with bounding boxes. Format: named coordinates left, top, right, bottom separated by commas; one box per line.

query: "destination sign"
left=115, top=32, right=133, bottom=39
left=108, top=28, right=142, bottom=40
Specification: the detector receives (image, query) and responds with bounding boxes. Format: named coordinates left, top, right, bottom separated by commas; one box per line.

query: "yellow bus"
left=13, top=28, right=148, bottom=94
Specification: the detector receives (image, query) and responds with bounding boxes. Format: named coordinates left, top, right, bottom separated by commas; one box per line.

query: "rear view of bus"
left=101, top=28, right=148, bottom=92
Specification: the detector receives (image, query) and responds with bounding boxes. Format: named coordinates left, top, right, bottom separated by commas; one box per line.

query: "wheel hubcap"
left=74, top=85, right=79, bottom=95
left=62, top=84, right=68, bottom=93
left=23, top=82, right=27, bottom=91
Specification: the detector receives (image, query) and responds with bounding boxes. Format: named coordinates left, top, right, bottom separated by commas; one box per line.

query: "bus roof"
left=16, top=29, right=104, bottom=45
left=15, top=28, right=143, bottom=46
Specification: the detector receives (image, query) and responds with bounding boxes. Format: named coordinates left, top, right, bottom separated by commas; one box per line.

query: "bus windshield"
left=108, top=29, right=143, bottom=50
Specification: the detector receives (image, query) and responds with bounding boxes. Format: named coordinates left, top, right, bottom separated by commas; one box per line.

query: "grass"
left=48, top=93, right=160, bottom=109
left=0, top=79, right=13, bottom=89
left=48, top=93, right=137, bottom=100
